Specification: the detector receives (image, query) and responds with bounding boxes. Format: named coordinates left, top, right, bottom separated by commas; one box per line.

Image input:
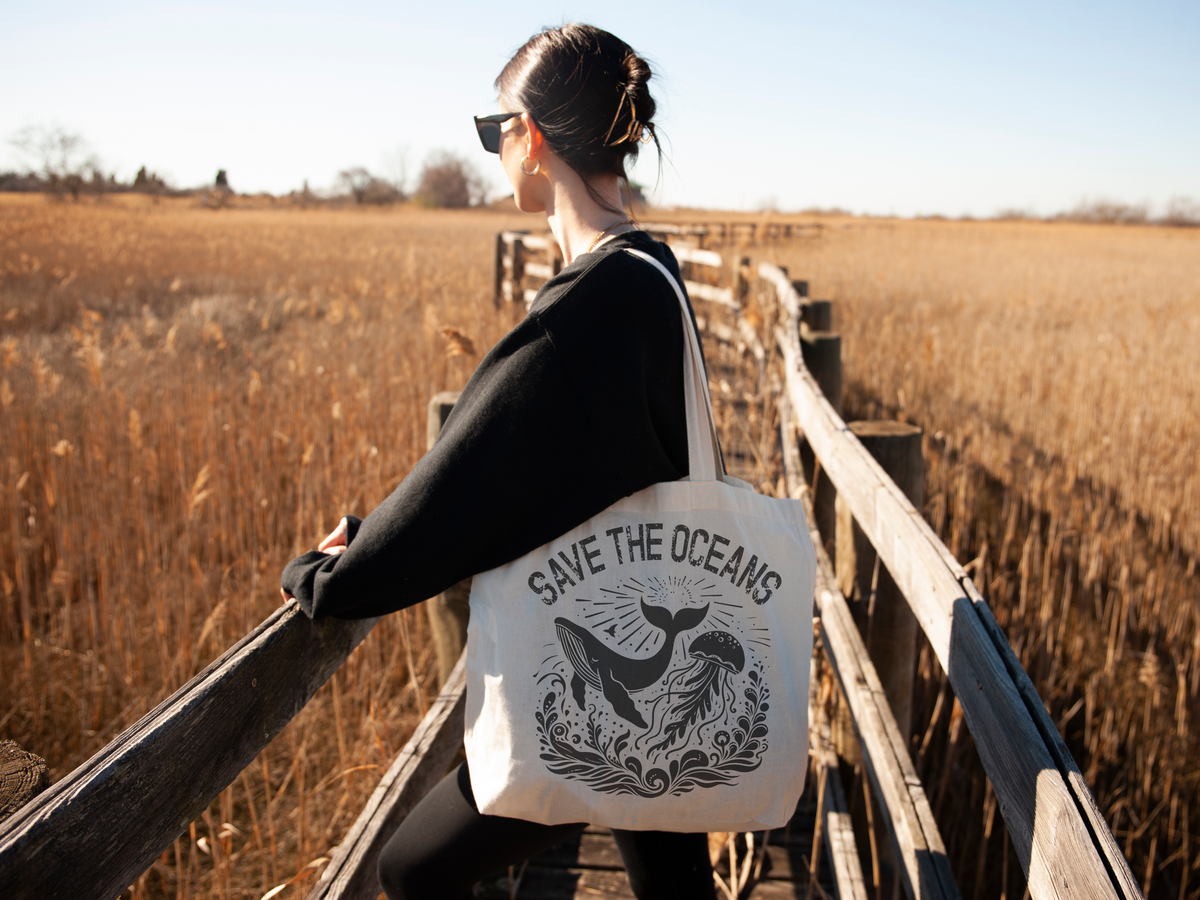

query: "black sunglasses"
left=473, top=112, right=522, bottom=154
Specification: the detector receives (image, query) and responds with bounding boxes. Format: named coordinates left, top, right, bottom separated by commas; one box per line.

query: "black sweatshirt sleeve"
left=281, top=236, right=693, bottom=619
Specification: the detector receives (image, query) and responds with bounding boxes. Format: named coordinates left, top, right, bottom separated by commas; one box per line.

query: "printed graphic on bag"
left=531, top=522, right=778, bottom=798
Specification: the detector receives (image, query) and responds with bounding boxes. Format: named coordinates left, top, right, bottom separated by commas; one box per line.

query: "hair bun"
left=619, top=51, right=655, bottom=133
left=622, top=51, right=651, bottom=94
left=496, top=24, right=660, bottom=181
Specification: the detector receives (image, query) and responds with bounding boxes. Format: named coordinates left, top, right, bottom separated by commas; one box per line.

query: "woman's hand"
left=318, top=517, right=351, bottom=555
left=280, top=518, right=352, bottom=604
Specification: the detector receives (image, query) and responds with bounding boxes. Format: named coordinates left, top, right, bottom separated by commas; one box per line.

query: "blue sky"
left=3, top=1, right=1197, bottom=216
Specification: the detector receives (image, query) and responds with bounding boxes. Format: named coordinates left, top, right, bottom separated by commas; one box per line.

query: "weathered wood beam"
left=768, top=263, right=1141, bottom=900
left=807, top=646, right=869, bottom=900
left=685, top=280, right=739, bottom=309
left=307, top=654, right=467, bottom=900
left=811, top=706, right=870, bottom=900
left=0, top=602, right=377, bottom=900
left=0, top=742, right=48, bottom=824
left=672, top=245, right=724, bottom=268
left=836, top=420, right=924, bottom=743
left=493, top=232, right=505, bottom=306
left=523, top=261, right=555, bottom=280
left=816, top=565, right=960, bottom=900
left=784, top=399, right=959, bottom=900
left=501, top=230, right=554, bottom=252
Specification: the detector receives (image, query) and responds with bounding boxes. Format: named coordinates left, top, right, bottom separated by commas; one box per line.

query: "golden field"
left=757, top=218, right=1199, bottom=899
left=1, top=194, right=1198, bottom=898
left=0, top=194, right=533, bottom=898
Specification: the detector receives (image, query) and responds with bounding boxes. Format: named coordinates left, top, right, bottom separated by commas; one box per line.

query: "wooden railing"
left=494, top=224, right=745, bottom=309
left=0, top=227, right=1144, bottom=900
left=764, top=263, right=1142, bottom=900
left=0, top=605, right=376, bottom=900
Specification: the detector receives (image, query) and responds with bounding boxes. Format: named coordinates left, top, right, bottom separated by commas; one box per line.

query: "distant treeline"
left=0, top=165, right=184, bottom=198
left=0, top=158, right=499, bottom=210
left=994, top=196, right=1200, bottom=227
left=3, top=122, right=1195, bottom=222
left=2, top=124, right=501, bottom=208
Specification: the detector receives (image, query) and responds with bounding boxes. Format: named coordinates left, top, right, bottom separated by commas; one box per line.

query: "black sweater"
left=281, top=231, right=704, bottom=620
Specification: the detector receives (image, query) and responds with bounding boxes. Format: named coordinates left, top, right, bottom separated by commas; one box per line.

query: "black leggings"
left=377, top=762, right=716, bottom=900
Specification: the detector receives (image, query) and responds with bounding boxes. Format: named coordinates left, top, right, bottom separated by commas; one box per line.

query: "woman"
left=282, top=24, right=717, bottom=900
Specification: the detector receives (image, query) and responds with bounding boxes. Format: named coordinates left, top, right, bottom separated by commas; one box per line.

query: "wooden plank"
left=531, top=831, right=626, bottom=871
left=812, top=712, right=870, bottom=900
left=685, top=280, right=739, bottom=308
left=525, top=261, right=555, bottom=279
left=967, top=590, right=1144, bottom=900
left=767, top=264, right=1139, bottom=900
left=0, top=601, right=377, bottom=900
left=307, top=653, right=467, bottom=900
left=925, top=552, right=1143, bottom=900
left=480, top=866, right=637, bottom=900
left=784, top=402, right=957, bottom=900
left=672, top=245, right=724, bottom=268
left=506, top=231, right=555, bottom=252
left=759, top=262, right=801, bottom=321
left=817, top=579, right=960, bottom=900
left=827, top=810, right=868, bottom=900
left=638, top=222, right=711, bottom=238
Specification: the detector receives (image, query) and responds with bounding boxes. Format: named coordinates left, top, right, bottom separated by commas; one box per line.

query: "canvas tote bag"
left=464, top=248, right=816, bottom=832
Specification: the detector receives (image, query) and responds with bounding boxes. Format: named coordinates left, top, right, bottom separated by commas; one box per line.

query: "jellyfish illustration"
left=646, top=631, right=745, bottom=753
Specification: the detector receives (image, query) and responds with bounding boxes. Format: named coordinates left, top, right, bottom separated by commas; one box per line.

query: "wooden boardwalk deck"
left=476, top=781, right=840, bottom=900
left=472, top=291, right=834, bottom=900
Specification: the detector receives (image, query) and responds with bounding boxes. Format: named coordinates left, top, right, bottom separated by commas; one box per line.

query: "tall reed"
left=0, top=194, right=531, bottom=897
left=756, top=216, right=1199, bottom=899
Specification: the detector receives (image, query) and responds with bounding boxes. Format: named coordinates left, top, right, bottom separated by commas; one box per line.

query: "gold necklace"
left=585, top=219, right=634, bottom=254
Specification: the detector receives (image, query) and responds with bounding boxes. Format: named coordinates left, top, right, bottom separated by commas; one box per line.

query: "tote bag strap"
left=623, top=248, right=723, bottom=483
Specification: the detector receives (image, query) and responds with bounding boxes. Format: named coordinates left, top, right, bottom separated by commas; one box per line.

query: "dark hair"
left=496, top=24, right=660, bottom=214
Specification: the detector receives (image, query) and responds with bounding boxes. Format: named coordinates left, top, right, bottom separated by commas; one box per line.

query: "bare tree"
left=414, top=151, right=487, bottom=208
left=337, top=166, right=373, bottom=203
left=336, top=166, right=403, bottom=205
left=9, top=125, right=102, bottom=199
left=1161, top=196, right=1200, bottom=227
left=1060, top=197, right=1149, bottom=225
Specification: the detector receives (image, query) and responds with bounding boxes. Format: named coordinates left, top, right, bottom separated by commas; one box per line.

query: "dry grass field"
left=0, top=193, right=533, bottom=898
left=755, top=218, right=1199, bottom=899
left=2, top=195, right=1197, bottom=899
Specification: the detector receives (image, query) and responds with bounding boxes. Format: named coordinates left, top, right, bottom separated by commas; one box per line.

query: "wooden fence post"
left=795, top=303, right=843, bottom=559
left=493, top=232, right=505, bottom=306
left=512, top=236, right=526, bottom=299
left=0, top=742, right=47, bottom=824
left=803, top=298, right=832, bottom=332
left=835, top=420, right=924, bottom=742
left=799, top=331, right=841, bottom=417
left=733, top=256, right=751, bottom=304
left=425, top=392, right=471, bottom=689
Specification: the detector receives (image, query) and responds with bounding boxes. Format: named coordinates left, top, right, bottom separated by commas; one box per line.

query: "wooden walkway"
left=473, top=286, right=833, bottom=900
left=471, top=306, right=831, bottom=900
left=476, top=785, right=839, bottom=900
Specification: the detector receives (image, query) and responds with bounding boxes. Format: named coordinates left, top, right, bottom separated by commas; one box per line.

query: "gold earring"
left=521, top=157, right=541, bottom=176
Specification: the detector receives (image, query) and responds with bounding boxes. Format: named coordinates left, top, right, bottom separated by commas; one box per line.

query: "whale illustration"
left=554, top=601, right=709, bottom=728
